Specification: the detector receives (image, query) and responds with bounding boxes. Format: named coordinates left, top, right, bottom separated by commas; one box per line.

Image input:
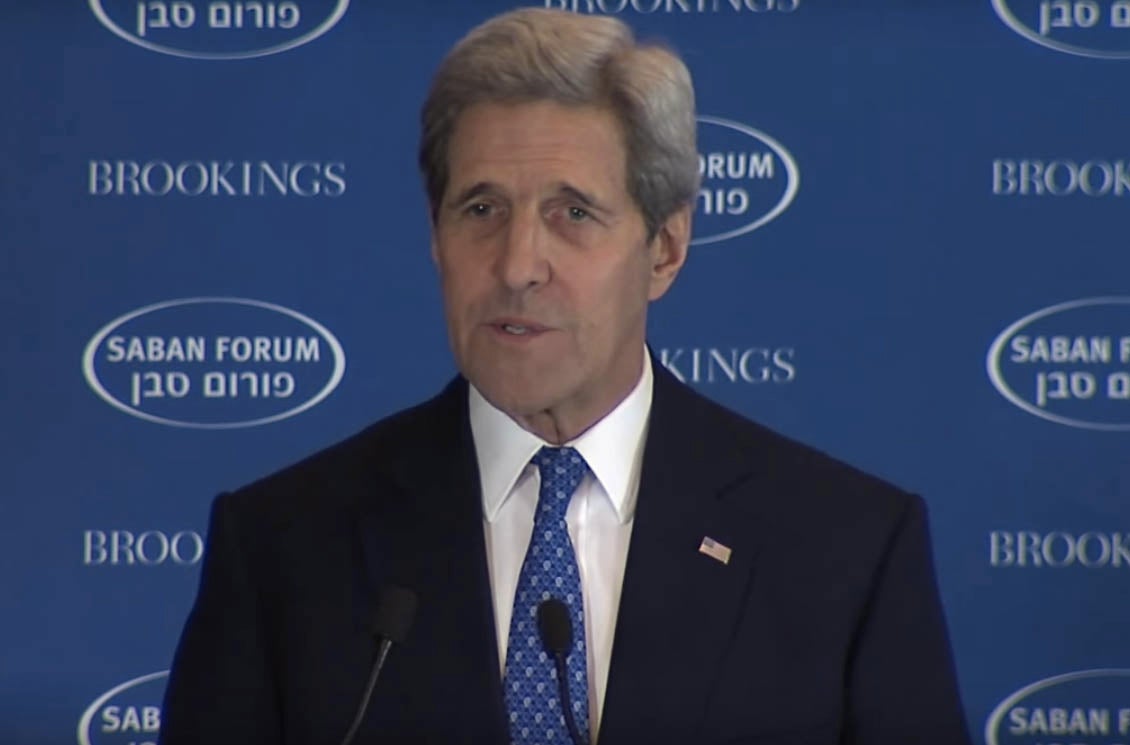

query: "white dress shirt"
left=469, top=352, right=653, bottom=742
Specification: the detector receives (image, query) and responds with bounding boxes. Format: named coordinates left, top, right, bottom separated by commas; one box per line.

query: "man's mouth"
left=491, top=319, right=549, bottom=338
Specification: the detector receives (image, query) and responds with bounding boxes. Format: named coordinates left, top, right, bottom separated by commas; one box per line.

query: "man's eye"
left=466, top=202, right=493, bottom=217
left=567, top=206, right=590, bottom=222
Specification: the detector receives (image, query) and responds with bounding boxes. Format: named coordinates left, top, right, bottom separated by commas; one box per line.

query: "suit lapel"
left=351, top=378, right=509, bottom=744
left=599, top=365, right=773, bottom=745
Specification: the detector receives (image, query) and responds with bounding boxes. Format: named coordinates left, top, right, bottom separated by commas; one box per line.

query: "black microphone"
left=339, top=585, right=418, bottom=745
left=537, top=598, right=586, bottom=745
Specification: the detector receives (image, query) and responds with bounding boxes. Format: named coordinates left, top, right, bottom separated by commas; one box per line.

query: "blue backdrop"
left=3, top=2, right=1129, bottom=743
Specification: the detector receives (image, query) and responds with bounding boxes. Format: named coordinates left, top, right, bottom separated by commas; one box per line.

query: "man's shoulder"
left=655, top=365, right=917, bottom=520
left=222, top=377, right=466, bottom=518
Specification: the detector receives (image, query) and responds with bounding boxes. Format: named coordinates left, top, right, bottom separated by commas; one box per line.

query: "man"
left=159, top=8, right=971, bottom=745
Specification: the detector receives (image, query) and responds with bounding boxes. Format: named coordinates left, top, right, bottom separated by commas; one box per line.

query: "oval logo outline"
left=984, top=668, right=1130, bottom=745
left=87, top=0, right=350, bottom=60
left=692, top=115, right=800, bottom=246
left=986, top=296, right=1130, bottom=431
left=76, top=670, right=169, bottom=745
left=81, top=297, right=346, bottom=429
left=991, top=0, right=1130, bottom=60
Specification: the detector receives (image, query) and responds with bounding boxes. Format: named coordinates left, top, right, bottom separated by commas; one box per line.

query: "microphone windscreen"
left=537, top=598, right=572, bottom=655
left=372, top=585, right=417, bottom=643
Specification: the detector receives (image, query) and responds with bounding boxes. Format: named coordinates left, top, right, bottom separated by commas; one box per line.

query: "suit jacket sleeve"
left=159, top=492, right=282, bottom=745
left=843, top=495, right=970, bottom=745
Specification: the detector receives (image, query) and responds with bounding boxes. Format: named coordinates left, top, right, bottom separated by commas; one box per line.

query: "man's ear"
left=647, top=204, right=691, bottom=301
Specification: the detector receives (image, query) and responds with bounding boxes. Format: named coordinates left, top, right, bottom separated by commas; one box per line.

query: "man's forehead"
left=444, top=101, right=629, bottom=196
left=452, top=100, right=626, bottom=149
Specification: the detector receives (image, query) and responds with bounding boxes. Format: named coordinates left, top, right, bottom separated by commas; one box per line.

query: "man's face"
left=432, top=100, right=688, bottom=441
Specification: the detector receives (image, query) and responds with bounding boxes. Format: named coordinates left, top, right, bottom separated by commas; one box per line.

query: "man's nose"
left=495, top=206, right=550, bottom=291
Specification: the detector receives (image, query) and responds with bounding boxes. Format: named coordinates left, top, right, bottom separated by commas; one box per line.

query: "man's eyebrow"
left=445, top=181, right=611, bottom=212
left=557, top=183, right=610, bottom=213
left=445, top=182, right=496, bottom=208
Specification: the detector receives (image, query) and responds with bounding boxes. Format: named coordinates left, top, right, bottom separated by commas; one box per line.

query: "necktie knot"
left=532, top=447, right=587, bottom=524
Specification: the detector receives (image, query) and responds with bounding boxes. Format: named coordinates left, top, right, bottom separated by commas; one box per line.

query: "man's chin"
left=479, top=385, right=556, bottom=420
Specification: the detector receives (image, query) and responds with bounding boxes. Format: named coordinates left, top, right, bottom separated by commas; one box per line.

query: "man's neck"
left=509, top=354, right=650, bottom=444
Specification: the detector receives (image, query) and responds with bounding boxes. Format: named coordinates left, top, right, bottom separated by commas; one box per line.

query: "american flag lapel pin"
left=698, top=536, right=732, bottom=565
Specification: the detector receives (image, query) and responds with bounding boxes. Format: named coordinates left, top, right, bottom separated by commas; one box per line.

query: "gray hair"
left=419, top=8, right=698, bottom=239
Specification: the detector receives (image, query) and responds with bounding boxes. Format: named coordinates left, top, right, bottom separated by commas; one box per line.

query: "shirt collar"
left=470, top=351, right=653, bottom=525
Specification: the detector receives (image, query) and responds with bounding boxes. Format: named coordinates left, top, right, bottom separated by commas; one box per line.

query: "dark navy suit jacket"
left=159, top=364, right=971, bottom=745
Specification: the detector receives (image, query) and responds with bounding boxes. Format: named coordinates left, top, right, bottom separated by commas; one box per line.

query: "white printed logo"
left=547, top=0, right=800, bottom=13
left=89, top=0, right=349, bottom=59
left=658, top=346, right=796, bottom=384
left=83, top=530, right=205, bottom=566
left=78, top=671, right=168, bottom=745
left=692, top=116, right=799, bottom=246
left=993, top=0, right=1130, bottom=59
left=985, top=669, right=1130, bottom=744
left=82, top=297, right=346, bottom=429
left=992, top=158, right=1130, bottom=196
left=986, top=297, right=1130, bottom=430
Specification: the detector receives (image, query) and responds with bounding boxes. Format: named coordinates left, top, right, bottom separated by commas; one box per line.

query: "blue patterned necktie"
left=504, top=446, right=591, bottom=745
